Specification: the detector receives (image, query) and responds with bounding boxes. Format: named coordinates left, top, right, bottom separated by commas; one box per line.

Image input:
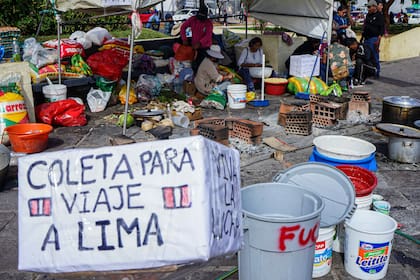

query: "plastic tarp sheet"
left=56, top=0, right=164, bottom=13
left=248, top=0, right=334, bottom=39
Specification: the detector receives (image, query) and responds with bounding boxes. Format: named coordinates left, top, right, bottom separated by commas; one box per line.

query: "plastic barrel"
left=344, top=210, right=397, bottom=279
left=239, top=183, right=324, bottom=280
left=227, top=84, right=246, bottom=109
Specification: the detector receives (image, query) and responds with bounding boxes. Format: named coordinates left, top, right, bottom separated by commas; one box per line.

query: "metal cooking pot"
left=381, top=96, right=420, bottom=127
left=376, top=123, right=420, bottom=163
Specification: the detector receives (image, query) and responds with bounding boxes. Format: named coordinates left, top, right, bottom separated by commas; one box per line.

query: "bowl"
left=313, top=135, right=376, bottom=160
left=249, top=67, right=273, bottom=78
left=264, top=78, right=288, bottom=95
left=4, top=123, right=53, bottom=154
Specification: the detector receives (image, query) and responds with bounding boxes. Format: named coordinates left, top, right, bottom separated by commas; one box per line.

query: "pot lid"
left=383, top=96, right=420, bottom=108
left=376, top=123, right=420, bottom=139
left=273, top=162, right=356, bottom=227
left=132, top=109, right=165, bottom=117
left=415, top=120, right=420, bottom=129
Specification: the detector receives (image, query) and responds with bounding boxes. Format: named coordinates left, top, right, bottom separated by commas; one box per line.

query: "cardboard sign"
left=18, top=136, right=242, bottom=272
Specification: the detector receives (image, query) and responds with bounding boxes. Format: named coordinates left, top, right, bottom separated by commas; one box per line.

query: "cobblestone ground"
left=0, top=58, right=419, bottom=279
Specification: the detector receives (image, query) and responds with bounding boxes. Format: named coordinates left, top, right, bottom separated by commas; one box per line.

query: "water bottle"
left=12, top=38, right=21, bottom=62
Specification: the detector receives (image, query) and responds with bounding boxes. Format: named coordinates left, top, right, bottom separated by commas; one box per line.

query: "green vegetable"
left=117, top=114, right=135, bottom=128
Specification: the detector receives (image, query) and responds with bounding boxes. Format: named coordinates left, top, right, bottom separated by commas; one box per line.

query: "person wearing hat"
left=362, top=0, right=384, bottom=78
left=180, top=6, right=214, bottom=72
left=194, top=44, right=233, bottom=97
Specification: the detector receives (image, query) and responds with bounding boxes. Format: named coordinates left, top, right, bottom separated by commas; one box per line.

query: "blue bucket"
left=309, top=147, right=377, bottom=171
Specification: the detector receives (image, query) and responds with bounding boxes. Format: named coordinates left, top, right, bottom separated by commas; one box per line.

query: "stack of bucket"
left=333, top=165, right=378, bottom=253
left=239, top=162, right=398, bottom=280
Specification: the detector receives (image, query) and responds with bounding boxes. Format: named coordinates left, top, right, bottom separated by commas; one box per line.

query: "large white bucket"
left=344, top=210, right=397, bottom=279
left=333, top=193, right=373, bottom=253
left=42, top=84, right=67, bottom=102
left=313, top=226, right=336, bottom=278
left=227, top=84, right=246, bottom=109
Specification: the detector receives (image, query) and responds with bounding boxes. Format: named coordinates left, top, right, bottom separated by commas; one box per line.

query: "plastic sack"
left=87, top=49, right=129, bottom=81
left=320, top=82, right=343, bottom=97
left=200, top=89, right=226, bottom=110
left=0, top=73, right=29, bottom=139
left=135, top=74, right=162, bottom=102
left=43, top=39, right=85, bottom=58
left=29, top=63, right=84, bottom=83
left=287, top=77, right=328, bottom=95
left=87, top=88, right=111, bottom=112
left=96, top=77, right=117, bottom=93
left=132, top=54, right=156, bottom=75
left=85, top=27, right=112, bottom=46
left=36, top=99, right=87, bottom=127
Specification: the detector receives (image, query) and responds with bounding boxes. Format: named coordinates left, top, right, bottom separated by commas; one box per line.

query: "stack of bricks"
left=348, top=91, right=370, bottom=116
left=310, top=95, right=348, bottom=128
left=191, top=117, right=263, bottom=145
left=278, top=103, right=312, bottom=136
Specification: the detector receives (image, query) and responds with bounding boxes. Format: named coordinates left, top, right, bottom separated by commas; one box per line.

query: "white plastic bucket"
left=227, top=84, right=246, bottom=109
left=313, top=226, right=336, bottom=278
left=333, top=193, right=373, bottom=253
left=344, top=210, right=397, bottom=280
left=356, top=193, right=373, bottom=210
left=42, top=84, right=67, bottom=102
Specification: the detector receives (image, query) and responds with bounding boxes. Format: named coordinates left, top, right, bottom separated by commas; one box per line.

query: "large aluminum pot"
left=381, top=96, right=420, bottom=127
left=376, top=123, right=420, bottom=163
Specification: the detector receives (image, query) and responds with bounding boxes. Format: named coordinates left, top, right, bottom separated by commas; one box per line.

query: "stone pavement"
left=0, top=57, right=419, bottom=279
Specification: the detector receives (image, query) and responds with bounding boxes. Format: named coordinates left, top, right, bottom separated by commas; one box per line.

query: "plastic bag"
left=87, top=49, right=129, bottom=81
left=118, top=83, right=137, bottom=105
left=69, top=31, right=92, bottom=50
left=23, top=37, right=57, bottom=68
left=85, top=27, right=112, bottom=46
left=36, top=99, right=87, bottom=127
left=87, top=88, right=111, bottom=112
left=135, top=74, right=162, bottom=101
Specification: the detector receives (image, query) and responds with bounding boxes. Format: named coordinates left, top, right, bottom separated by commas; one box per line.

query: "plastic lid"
left=132, top=109, right=165, bottom=117
left=383, top=96, right=420, bottom=108
left=273, top=162, right=356, bottom=227
left=376, top=123, right=420, bottom=139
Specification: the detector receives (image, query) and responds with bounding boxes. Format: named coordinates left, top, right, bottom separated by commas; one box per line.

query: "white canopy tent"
left=248, top=0, right=334, bottom=40
left=52, top=0, right=163, bottom=134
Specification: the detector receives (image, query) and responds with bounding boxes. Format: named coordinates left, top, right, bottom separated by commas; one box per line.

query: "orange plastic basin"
left=4, top=123, right=53, bottom=153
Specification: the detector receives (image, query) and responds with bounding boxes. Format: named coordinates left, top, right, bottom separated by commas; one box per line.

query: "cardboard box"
left=18, top=136, right=242, bottom=272
left=289, top=54, right=320, bottom=77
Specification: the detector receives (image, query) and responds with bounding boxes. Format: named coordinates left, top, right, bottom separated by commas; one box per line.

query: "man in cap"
left=194, top=44, right=233, bottom=96
left=180, top=6, right=214, bottom=72
left=362, top=0, right=384, bottom=78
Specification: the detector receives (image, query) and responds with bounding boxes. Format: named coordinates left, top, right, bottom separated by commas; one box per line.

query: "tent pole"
left=123, top=18, right=136, bottom=135
left=325, top=0, right=334, bottom=84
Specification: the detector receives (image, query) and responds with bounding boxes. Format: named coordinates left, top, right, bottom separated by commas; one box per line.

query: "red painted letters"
left=278, top=223, right=319, bottom=251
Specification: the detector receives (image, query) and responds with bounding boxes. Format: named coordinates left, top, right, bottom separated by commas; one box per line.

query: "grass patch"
left=34, top=28, right=168, bottom=42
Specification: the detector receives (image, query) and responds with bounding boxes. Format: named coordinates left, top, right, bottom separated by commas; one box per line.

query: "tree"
left=383, top=0, right=396, bottom=30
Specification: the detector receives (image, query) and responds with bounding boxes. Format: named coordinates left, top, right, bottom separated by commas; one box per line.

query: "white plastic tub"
left=313, top=135, right=376, bottom=160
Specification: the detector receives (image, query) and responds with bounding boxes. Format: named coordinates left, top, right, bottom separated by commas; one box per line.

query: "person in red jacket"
left=180, top=6, right=213, bottom=72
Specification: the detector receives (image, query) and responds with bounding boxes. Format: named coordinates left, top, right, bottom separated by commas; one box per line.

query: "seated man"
left=347, top=38, right=377, bottom=85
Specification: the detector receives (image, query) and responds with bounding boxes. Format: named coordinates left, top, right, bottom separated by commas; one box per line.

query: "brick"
left=312, top=116, right=337, bottom=128
left=284, top=122, right=312, bottom=136
left=197, top=123, right=229, bottom=140
left=193, top=117, right=225, bottom=128
left=348, top=100, right=370, bottom=116
left=351, top=91, right=371, bottom=102
left=313, top=102, right=348, bottom=120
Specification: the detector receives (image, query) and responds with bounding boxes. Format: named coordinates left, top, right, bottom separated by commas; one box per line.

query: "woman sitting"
left=237, top=37, right=263, bottom=92
left=194, top=44, right=233, bottom=97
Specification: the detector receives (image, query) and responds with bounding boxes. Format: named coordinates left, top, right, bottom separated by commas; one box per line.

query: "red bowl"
left=265, top=81, right=288, bottom=95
